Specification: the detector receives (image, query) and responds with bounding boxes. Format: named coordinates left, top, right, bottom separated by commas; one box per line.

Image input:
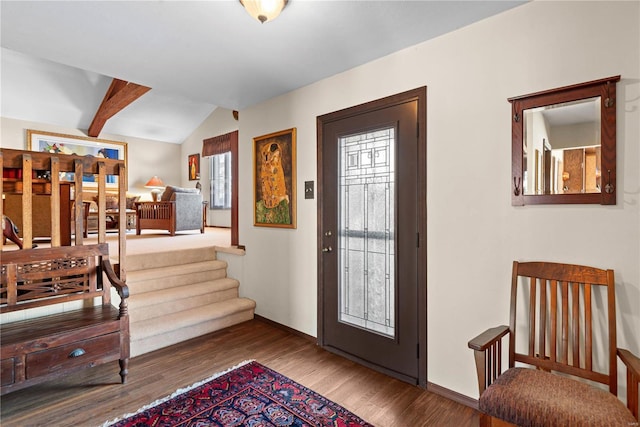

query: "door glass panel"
left=338, top=127, right=395, bottom=338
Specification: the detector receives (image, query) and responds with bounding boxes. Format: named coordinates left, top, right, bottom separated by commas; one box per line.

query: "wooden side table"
left=86, top=209, right=136, bottom=232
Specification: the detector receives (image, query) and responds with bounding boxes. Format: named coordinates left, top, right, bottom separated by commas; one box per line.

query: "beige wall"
left=1, top=117, right=181, bottom=200
left=224, top=1, right=639, bottom=400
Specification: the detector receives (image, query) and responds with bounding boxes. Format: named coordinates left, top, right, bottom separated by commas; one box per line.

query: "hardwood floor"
left=0, top=319, right=479, bottom=426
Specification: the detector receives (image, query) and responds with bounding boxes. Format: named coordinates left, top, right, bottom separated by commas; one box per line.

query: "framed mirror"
left=509, top=75, right=620, bottom=205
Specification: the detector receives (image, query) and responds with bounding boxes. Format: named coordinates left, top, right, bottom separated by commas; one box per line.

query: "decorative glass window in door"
left=338, top=127, right=395, bottom=338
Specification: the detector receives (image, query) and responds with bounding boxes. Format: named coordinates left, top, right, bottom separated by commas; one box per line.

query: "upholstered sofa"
left=135, top=186, right=205, bottom=235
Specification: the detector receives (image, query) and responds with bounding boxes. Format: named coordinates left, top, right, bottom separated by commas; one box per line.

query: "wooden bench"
left=0, top=243, right=129, bottom=395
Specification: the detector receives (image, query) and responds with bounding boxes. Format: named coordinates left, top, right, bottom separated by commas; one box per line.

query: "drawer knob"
left=69, top=348, right=86, bottom=358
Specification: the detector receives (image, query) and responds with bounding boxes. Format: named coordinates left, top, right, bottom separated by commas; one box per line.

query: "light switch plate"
left=304, top=181, right=314, bottom=199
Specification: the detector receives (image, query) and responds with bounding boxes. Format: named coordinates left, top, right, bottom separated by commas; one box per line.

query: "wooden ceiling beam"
left=88, top=78, right=151, bottom=137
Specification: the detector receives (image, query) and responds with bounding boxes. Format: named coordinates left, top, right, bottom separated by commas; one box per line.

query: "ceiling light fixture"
left=240, top=0, right=288, bottom=24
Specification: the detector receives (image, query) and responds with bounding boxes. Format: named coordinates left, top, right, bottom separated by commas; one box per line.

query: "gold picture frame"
left=27, top=130, right=127, bottom=187
left=253, top=128, right=296, bottom=228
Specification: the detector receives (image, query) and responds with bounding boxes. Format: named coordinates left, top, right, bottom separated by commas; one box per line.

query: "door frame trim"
left=316, top=87, right=427, bottom=387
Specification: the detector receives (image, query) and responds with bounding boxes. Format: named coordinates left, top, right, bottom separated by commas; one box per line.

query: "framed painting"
left=188, top=153, right=200, bottom=180
left=27, top=130, right=127, bottom=186
left=253, top=128, right=296, bottom=228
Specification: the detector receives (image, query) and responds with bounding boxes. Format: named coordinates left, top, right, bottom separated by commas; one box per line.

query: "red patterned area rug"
left=105, top=360, right=372, bottom=427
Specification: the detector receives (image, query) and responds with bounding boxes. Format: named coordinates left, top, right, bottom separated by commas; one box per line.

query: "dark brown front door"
left=317, top=88, right=426, bottom=385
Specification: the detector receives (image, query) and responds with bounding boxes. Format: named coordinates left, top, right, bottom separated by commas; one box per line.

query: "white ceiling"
left=542, top=98, right=600, bottom=127
left=1, top=0, right=525, bottom=144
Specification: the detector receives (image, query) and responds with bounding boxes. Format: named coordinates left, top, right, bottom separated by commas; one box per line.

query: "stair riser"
left=131, top=309, right=255, bottom=357
left=132, top=298, right=256, bottom=340
left=128, top=278, right=239, bottom=308
left=126, top=259, right=227, bottom=283
left=128, top=268, right=229, bottom=294
left=129, top=288, right=240, bottom=323
left=127, top=246, right=218, bottom=271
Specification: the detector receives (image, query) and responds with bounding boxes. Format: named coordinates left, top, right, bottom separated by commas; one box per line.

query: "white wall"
left=180, top=107, right=238, bottom=227
left=1, top=117, right=181, bottom=199
left=230, top=1, right=639, bottom=400
left=552, top=121, right=600, bottom=149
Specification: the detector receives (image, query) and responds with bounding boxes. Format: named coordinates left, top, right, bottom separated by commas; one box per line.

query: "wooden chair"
left=2, top=215, right=23, bottom=249
left=135, top=186, right=205, bottom=236
left=468, top=261, right=640, bottom=426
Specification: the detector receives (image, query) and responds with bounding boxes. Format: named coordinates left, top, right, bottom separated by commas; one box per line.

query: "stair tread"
left=126, top=259, right=228, bottom=282
left=126, top=246, right=218, bottom=271
left=131, top=297, right=256, bottom=340
left=128, top=286, right=240, bottom=323
left=131, top=309, right=255, bottom=357
left=126, top=270, right=228, bottom=295
left=128, top=277, right=239, bottom=305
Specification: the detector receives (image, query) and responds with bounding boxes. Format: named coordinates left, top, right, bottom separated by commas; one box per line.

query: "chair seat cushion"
left=479, top=367, right=635, bottom=427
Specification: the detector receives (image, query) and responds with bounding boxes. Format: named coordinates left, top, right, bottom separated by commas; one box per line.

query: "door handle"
left=322, top=246, right=333, bottom=253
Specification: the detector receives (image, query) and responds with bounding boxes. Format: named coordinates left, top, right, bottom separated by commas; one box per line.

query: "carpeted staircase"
left=124, top=246, right=255, bottom=357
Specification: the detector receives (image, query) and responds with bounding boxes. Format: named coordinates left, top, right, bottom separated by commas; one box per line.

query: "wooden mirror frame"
left=509, top=75, right=620, bottom=205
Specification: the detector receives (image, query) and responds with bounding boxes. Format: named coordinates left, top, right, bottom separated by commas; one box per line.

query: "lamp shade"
left=240, top=0, right=288, bottom=23
left=145, top=176, right=165, bottom=188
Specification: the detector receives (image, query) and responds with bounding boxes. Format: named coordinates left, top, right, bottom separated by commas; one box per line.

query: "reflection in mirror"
left=509, top=75, right=620, bottom=205
left=523, top=97, right=601, bottom=195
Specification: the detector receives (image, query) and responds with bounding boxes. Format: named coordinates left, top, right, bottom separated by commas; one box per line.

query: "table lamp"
left=145, top=176, right=165, bottom=201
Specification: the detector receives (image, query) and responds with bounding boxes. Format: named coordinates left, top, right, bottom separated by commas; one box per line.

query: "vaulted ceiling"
left=1, top=1, right=525, bottom=144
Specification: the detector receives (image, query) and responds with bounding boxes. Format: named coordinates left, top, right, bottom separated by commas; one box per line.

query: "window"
left=210, top=152, right=231, bottom=209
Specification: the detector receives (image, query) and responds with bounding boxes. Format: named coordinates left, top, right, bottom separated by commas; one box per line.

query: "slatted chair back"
left=509, top=261, right=617, bottom=393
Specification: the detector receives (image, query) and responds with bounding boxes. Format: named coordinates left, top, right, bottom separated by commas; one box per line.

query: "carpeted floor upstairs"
left=124, top=246, right=256, bottom=357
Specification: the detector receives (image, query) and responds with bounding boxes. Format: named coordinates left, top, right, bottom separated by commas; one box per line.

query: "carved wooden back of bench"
left=0, top=243, right=113, bottom=314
